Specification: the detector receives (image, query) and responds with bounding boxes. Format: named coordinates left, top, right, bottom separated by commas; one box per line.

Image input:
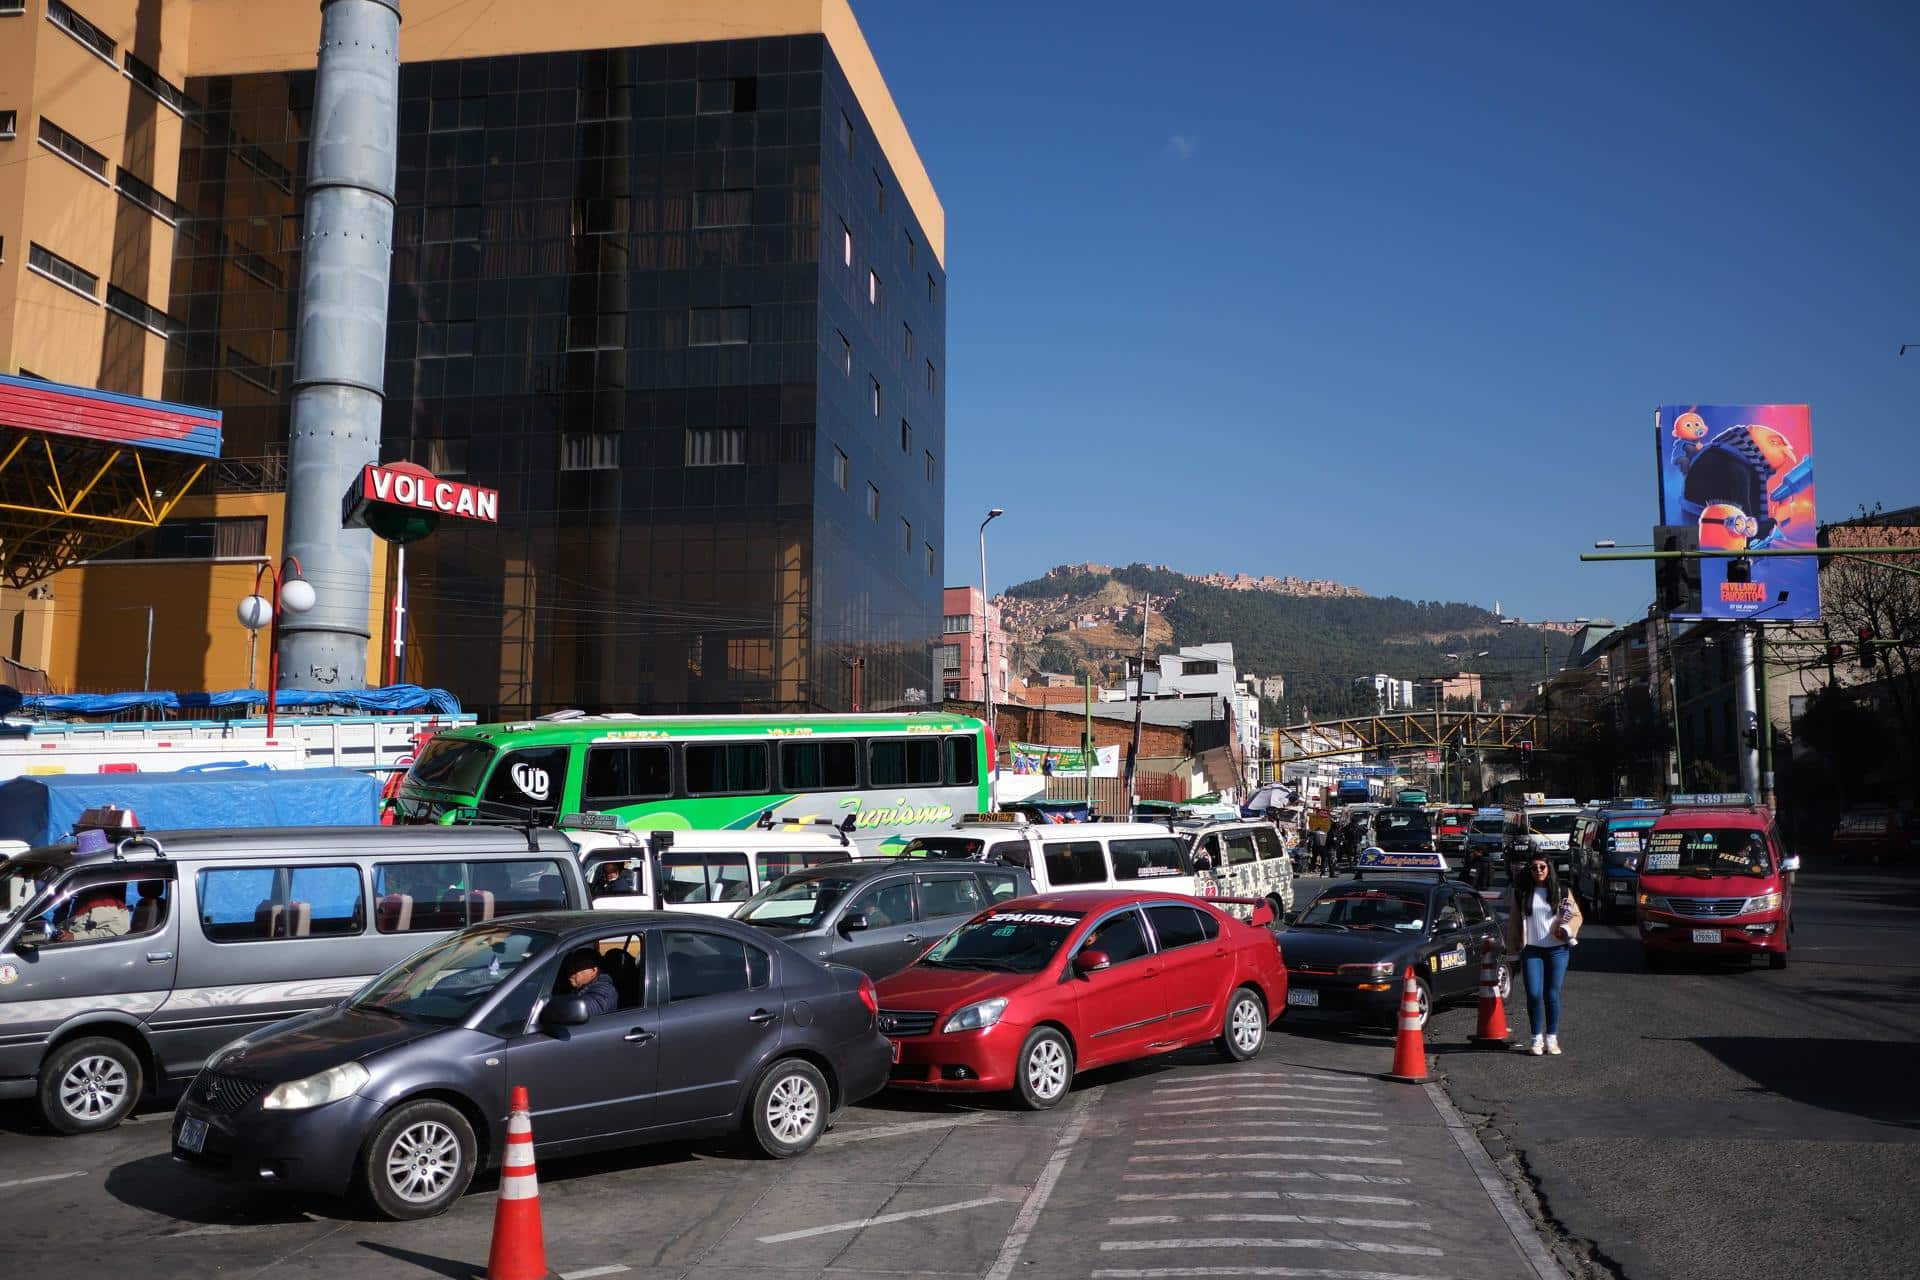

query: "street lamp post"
left=979, top=508, right=1004, bottom=806
left=237, top=558, right=316, bottom=738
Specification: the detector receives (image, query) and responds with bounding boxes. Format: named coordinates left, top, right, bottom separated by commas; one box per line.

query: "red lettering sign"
left=361, top=464, right=499, bottom=522
left=1719, top=581, right=1766, bottom=604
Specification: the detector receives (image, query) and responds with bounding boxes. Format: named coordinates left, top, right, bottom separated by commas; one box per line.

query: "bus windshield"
left=407, top=737, right=496, bottom=794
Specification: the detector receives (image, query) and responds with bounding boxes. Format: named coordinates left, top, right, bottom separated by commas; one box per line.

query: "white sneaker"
left=1528, top=1036, right=1544, bottom=1056
left=1546, top=1036, right=1562, bottom=1055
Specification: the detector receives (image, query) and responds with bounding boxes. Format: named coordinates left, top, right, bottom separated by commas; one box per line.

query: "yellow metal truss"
left=1272, top=711, right=1542, bottom=761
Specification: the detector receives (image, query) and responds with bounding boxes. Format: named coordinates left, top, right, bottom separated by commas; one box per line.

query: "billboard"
left=1656, top=405, right=1818, bottom=620
left=1009, top=742, right=1119, bottom=777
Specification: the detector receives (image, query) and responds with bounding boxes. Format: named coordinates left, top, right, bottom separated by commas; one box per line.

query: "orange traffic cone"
left=487, top=1086, right=558, bottom=1280
left=1384, top=965, right=1429, bottom=1083
left=1469, top=936, right=1511, bottom=1048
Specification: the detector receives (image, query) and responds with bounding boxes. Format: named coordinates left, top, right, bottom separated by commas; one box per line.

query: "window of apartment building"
left=560, top=432, right=620, bottom=471
left=901, top=518, right=912, bottom=554
left=38, top=117, right=109, bottom=183
left=27, top=243, right=97, bottom=300
left=868, top=270, right=881, bottom=306
left=925, top=543, right=936, bottom=578
left=89, top=516, right=266, bottom=563
left=839, top=111, right=854, bottom=157
left=124, top=52, right=196, bottom=116
left=905, top=231, right=916, bottom=267
left=926, top=359, right=937, bottom=394
left=1182, top=660, right=1218, bottom=676
left=832, top=446, right=848, bottom=491
left=428, top=96, right=484, bottom=132
left=937, top=645, right=961, bottom=671
left=225, top=347, right=277, bottom=393
left=837, top=330, right=851, bottom=376
left=0, top=111, right=15, bottom=140
left=841, top=221, right=852, bottom=268
left=943, top=614, right=973, bottom=634
left=106, top=285, right=171, bottom=338
left=902, top=323, right=913, bottom=361
left=114, top=168, right=183, bottom=224
left=925, top=449, right=936, bottom=485
left=866, top=482, right=880, bottom=522
left=873, top=170, right=885, bottom=212
left=565, top=313, right=624, bottom=351
left=689, top=306, right=749, bottom=346
left=696, top=76, right=756, bottom=114
left=686, top=427, right=746, bottom=468
left=927, top=273, right=937, bottom=304
left=900, top=419, right=911, bottom=454
left=726, top=638, right=772, bottom=681
left=47, top=0, right=115, bottom=65
left=869, top=376, right=881, bottom=418
left=694, top=189, right=751, bottom=229
left=0, top=2, right=23, bottom=16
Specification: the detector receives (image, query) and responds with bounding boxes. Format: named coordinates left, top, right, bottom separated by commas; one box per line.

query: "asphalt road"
left=1416, top=864, right=1920, bottom=1280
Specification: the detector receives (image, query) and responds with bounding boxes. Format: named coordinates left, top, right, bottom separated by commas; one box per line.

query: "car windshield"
left=1298, top=890, right=1427, bottom=932
left=1470, top=819, right=1504, bottom=835
left=406, top=737, right=496, bottom=794
left=737, top=872, right=861, bottom=928
left=1376, top=812, right=1431, bottom=836
left=901, top=836, right=986, bottom=860
left=1529, top=812, right=1578, bottom=834
left=1643, top=827, right=1773, bottom=878
left=351, top=925, right=549, bottom=1024
left=0, top=859, right=61, bottom=927
left=920, top=907, right=1086, bottom=973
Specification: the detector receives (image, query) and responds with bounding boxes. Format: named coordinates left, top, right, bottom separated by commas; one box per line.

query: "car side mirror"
left=840, top=911, right=869, bottom=935
left=542, top=994, right=590, bottom=1029
left=1781, top=855, right=1801, bottom=873
left=14, top=927, right=47, bottom=951
left=1249, top=903, right=1275, bottom=928
left=1072, top=949, right=1111, bottom=977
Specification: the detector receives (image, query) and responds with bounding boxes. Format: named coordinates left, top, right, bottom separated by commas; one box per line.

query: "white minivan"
left=898, top=817, right=1198, bottom=896
left=569, top=820, right=856, bottom=916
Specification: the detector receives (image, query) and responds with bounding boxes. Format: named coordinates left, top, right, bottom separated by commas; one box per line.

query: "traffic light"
left=1655, top=525, right=1702, bottom=615
left=1726, top=556, right=1752, bottom=585
left=1858, top=627, right=1877, bottom=670
left=1826, top=642, right=1845, bottom=667
left=1519, top=739, right=1534, bottom=775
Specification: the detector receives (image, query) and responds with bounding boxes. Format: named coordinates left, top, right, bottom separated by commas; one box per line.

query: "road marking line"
left=1108, top=1214, right=1431, bottom=1231
left=984, top=1086, right=1103, bottom=1280
left=1124, top=1171, right=1412, bottom=1186
left=755, top=1196, right=1005, bottom=1244
left=1134, top=1136, right=1379, bottom=1147
left=1100, top=1237, right=1443, bottom=1257
left=561, top=1267, right=632, bottom=1280
left=1155, top=1082, right=1373, bottom=1096
left=1118, top=1192, right=1420, bottom=1208
left=820, top=1113, right=998, bottom=1145
left=171, top=1224, right=263, bottom=1237
left=1150, top=1102, right=1382, bottom=1117
left=1138, top=1121, right=1389, bottom=1132
left=1422, top=1081, right=1569, bottom=1280
left=0, top=1171, right=86, bottom=1191
left=1092, top=1267, right=1443, bottom=1278
left=1129, top=1153, right=1403, bottom=1166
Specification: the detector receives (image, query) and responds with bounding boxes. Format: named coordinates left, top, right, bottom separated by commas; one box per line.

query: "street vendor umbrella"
left=1246, top=784, right=1295, bottom=812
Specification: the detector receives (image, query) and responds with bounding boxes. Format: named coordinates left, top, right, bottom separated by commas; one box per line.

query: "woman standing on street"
left=1504, top=855, right=1582, bottom=1055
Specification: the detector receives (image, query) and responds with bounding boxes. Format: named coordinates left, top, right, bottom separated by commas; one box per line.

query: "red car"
left=1638, top=800, right=1799, bottom=969
left=873, top=890, right=1287, bottom=1109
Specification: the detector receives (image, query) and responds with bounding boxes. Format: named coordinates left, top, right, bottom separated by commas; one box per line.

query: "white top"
left=1521, top=888, right=1564, bottom=949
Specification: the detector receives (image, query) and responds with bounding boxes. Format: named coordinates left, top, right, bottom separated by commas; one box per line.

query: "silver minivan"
left=0, top=824, right=588, bottom=1133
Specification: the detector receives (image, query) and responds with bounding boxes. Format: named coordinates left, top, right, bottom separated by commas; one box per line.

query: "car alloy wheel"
left=386, top=1119, right=462, bottom=1205
left=1026, top=1037, right=1069, bottom=1101
left=59, top=1054, right=129, bottom=1123
left=1231, top=994, right=1264, bottom=1052
left=39, top=1036, right=144, bottom=1134
left=765, top=1072, right=820, bottom=1145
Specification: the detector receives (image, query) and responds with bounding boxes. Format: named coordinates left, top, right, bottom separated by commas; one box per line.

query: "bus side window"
left=944, top=735, right=978, bottom=786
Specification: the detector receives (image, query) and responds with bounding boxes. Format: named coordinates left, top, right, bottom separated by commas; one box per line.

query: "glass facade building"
left=161, top=34, right=944, bottom=718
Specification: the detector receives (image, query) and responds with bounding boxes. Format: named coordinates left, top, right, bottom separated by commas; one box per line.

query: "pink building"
left=939, top=586, right=1010, bottom=705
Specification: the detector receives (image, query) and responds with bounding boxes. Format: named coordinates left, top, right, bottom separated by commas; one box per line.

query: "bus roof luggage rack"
left=753, top=810, right=856, bottom=842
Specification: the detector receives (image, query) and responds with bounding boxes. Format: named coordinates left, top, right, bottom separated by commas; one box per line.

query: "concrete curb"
left=1422, top=1080, right=1569, bottom=1280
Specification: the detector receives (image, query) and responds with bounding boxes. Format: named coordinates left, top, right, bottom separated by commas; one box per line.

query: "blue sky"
left=854, top=1, right=1920, bottom=624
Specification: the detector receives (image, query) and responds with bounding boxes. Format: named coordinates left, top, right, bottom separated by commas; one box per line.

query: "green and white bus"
left=392, top=712, right=991, bottom=856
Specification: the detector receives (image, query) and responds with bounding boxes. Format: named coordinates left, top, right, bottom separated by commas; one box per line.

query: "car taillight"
left=857, top=975, right=879, bottom=1018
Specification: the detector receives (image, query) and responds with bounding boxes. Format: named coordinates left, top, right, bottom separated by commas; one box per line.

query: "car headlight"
left=1742, top=892, right=1783, bottom=915
left=1638, top=893, right=1670, bottom=913
left=1339, top=961, right=1396, bottom=978
left=941, top=997, right=1009, bottom=1034
left=260, top=1061, right=370, bottom=1111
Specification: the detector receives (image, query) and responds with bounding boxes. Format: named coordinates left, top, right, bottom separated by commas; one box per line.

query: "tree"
left=1816, top=509, right=1920, bottom=792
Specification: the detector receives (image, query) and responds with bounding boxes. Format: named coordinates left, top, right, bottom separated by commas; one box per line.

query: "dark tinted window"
left=662, top=930, right=752, bottom=1000
left=1042, top=840, right=1106, bottom=886
left=372, top=859, right=568, bottom=932
left=981, top=868, right=1024, bottom=901
left=1146, top=904, right=1210, bottom=950
left=482, top=746, right=569, bottom=812
left=1221, top=831, right=1259, bottom=866
left=868, top=737, right=942, bottom=788
left=915, top=873, right=984, bottom=919
left=1110, top=837, right=1189, bottom=881
left=1083, top=909, right=1150, bottom=964
left=1251, top=828, right=1285, bottom=861
left=660, top=851, right=752, bottom=904
left=781, top=740, right=859, bottom=791
left=583, top=745, right=671, bottom=806
left=944, top=735, right=978, bottom=786
left=684, top=743, right=768, bottom=795
left=754, top=847, right=851, bottom=881
left=1456, top=891, right=1490, bottom=925
left=848, top=878, right=914, bottom=928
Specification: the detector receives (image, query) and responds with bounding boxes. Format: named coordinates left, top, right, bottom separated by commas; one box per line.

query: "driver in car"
left=561, top=946, right=619, bottom=1016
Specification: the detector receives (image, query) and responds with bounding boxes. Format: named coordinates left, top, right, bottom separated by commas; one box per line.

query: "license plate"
left=1691, top=929, right=1722, bottom=945
left=1286, top=988, right=1319, bottom=1008
left=887, top=1038, right=901, bottom=1064
left=178, top=1116, right=207, bottom=1154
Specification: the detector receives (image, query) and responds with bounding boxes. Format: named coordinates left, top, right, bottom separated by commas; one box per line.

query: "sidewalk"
left=1001, top=1022, right=1569, bottom=1280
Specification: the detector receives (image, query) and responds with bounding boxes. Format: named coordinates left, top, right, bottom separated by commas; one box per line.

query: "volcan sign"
left=344, top=461, right=500, bottom=544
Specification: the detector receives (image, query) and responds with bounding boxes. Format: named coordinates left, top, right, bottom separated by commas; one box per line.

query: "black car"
left=734, top=858, right=1032, bottom=978
left=1372, top=806, right=1435, bottom=854
left=1277, top=877, right=1503, bottom=1026
left=170, top=911, right=889, bottom=1219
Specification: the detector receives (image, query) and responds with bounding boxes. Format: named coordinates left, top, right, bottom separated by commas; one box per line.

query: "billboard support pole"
left=1734, top=625, right=1761, bottom=802
left=1755, top=625, right=1775, bottom=808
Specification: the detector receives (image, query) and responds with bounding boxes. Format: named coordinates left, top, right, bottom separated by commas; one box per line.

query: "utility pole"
left=1734, top=625, right=1761, bottom=800
left=278, top=0, right=401, bottom=690
left=1755, top=625, right=1775, bottom=808
left=1125, top=592, right=1153, bottom=811
left=1083, top=670, right=1095, bottom=813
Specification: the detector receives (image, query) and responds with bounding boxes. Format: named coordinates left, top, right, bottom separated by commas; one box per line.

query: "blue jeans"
left=1521, top=944, right=1570, bottom=1037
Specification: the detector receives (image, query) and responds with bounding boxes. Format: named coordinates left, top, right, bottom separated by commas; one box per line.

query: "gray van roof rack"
left=466, top=800, right=555, bottom=851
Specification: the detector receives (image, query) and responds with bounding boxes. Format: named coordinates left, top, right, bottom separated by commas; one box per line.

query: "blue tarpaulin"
left=17, top=684, right=462, bottom=718
left=0, top=767, right=380, bottom=847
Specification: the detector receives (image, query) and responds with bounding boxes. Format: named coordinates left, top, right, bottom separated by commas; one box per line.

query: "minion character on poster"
left=1656, top=404, right=1819, bottom=620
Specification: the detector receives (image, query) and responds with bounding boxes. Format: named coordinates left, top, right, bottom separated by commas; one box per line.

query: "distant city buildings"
left=938, top=586, right=1008, bottom=706
left=1355, top=673, right=1417, bottom=712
